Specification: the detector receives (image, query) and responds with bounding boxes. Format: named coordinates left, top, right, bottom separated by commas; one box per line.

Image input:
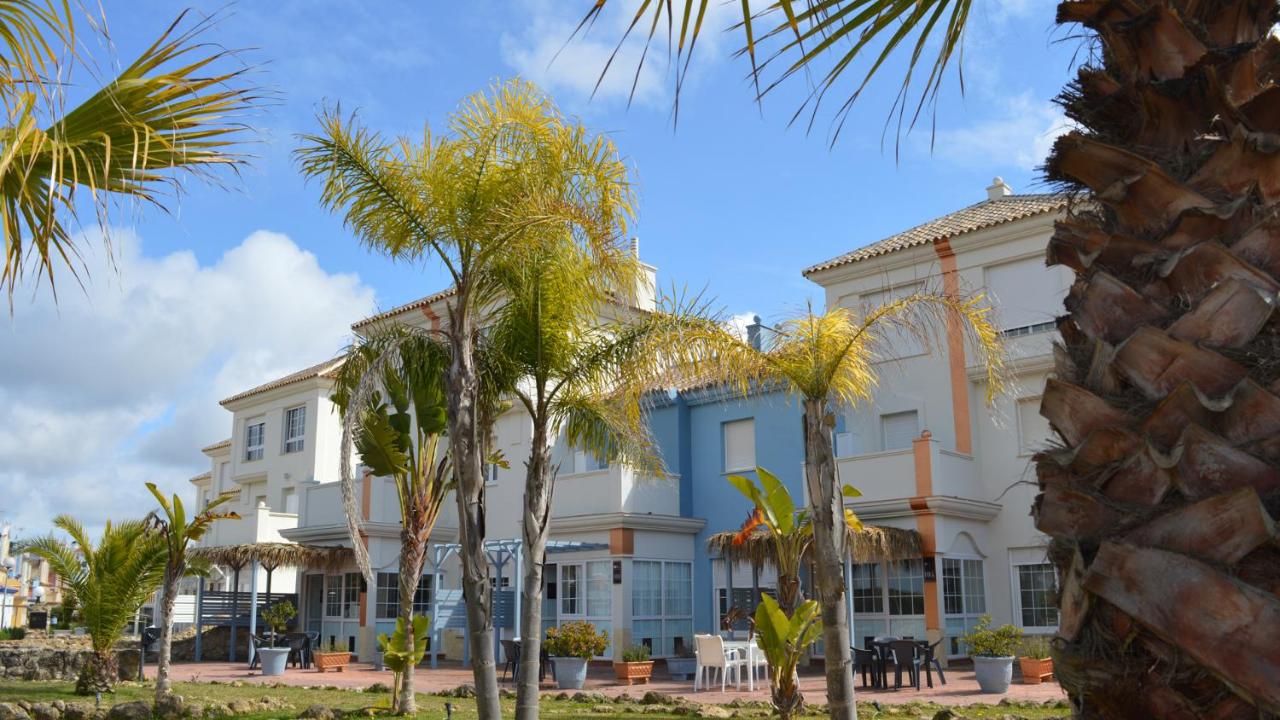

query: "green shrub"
left=621, top=645, right=650, bottom=663
left=260, top=601, right=296, bottom=645
left=961, top=615, right=1022, bottom=657
left=544, top=621, right=608, bottom=659
left=0, top=628, right=26, bottom=640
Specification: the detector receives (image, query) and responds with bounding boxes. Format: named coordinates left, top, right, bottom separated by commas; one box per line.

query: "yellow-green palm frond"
left=0, top=0, right=73, bottom=110
left=1, top=9, right=258, bottom=304
left=555, top=390, right=665, bottom=479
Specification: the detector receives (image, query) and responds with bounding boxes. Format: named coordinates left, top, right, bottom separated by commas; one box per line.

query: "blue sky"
left=2, top=0, right=1079, bottom=535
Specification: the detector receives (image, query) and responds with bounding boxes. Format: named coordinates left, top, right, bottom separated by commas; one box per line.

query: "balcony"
left=835, top=432, right=982, bottom=504
left=551, top=466, right=679, bottom=519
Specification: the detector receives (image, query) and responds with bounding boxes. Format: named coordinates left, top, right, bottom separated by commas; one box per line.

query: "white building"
left=804, top=178, right=1067, bottom=654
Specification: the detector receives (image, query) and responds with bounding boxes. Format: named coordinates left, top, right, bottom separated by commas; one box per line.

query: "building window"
left=283, top=406, right=306, bottom=453
left=560, top=564, right=580, bottom=616
left=881, top=411, right=918, bottom=451
left=887, top=559, right=925, bottom=616
left=851, top=563, right=883, bottom=614
left=723, top=418, right=755, bottom=472
left=943, top=558, right=987, bottom=656
left=483, top=463, right=499, bottom=486
left=342, top=572, right=361, bottom=620
left=375, top=573, right=433, bottom=619
left=245, top=420, right=265, bottom=461
left=984, top=256, right=1066, bottom=332
left=632, top=560, right=694, bottom=657
left=324, top=575, right=343, bottom=617
left=1016, top=397, right=1050, bottom=456
left=582, top=451, right=609, bottom=472
left=1015, top=563, right=1059, bottom=629
left=586, top=561, right=611, bottom=617
left=282, top=488, right=298, bottom=514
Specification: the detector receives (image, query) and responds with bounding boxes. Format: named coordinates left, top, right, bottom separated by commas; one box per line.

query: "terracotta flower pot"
left=1019, top=656, right=1054, bottom=684
left=313, top=650, right=351, bottom=673
left=613, top=660, right=654, bottom=686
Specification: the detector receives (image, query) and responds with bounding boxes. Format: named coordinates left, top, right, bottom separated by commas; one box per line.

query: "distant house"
left=191, top=180, right=1069, bottom=661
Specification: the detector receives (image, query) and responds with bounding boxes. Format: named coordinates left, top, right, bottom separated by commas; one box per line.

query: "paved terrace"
left=155, top=661, right=1066, bottom=707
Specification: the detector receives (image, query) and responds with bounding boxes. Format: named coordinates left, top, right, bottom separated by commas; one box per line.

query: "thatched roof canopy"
left=706, top=525, right=923, bottom=568
left=193, top=542, right=353, bottom=573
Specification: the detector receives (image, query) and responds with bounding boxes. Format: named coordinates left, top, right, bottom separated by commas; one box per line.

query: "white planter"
left=552, top=656, right=589, bottom=689
left=257, top=647, right=291, bottom=677
left=972, top=655, right=1014, bottom=693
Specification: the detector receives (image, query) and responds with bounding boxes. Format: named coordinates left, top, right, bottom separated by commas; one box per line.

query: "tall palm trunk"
left=78, top=650, right=117, bottom=696
left=154, top=567, right=179, bottom=701
left=395, top=533, right=427, bottom=714
left=776, top=573, right=801, bottom=616
left=1035, top=2, right=1280, bottom=716
left=446, top=307, right=502, bottom=720
left=516, top=420, right=554, bottom=720
left=801, top=400, right=854, bottom=720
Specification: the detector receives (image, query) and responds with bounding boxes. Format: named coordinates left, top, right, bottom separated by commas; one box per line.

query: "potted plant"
left=961, top=614, right=1023, bottom=694
left=613, top=644, right=654, bottom=685
left=257, top=601, right=296, bottom=677
left=314, top=637, right=352, bottom=673
left=665, top=643, right=696, bottom=680
left=544, top=621, right=608, bottom=690
left=1018, top=635, right=1054, bottom=684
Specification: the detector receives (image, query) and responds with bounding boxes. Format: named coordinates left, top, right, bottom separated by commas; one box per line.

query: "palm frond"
left=1, top=9, right=258, bottom=305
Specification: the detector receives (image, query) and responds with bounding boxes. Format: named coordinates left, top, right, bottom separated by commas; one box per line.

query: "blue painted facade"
left=647, top=385, right=806, bottom=634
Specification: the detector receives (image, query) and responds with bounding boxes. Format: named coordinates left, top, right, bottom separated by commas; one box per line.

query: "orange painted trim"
left=420, top=305, right=442, bottom=331
left=610, top=528, right=634, bottom=555
left=910, top=432, right=941, bottom=630
left=361, top=472, right=372, bottom=521
left=933, top=238, right=973, bottom=454
left=912, top=431, right=934, bottom=498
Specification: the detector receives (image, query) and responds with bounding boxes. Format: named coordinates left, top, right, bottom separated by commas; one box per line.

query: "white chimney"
left=630, top=237, right=640, bottom=258
left=986, top=176, right=1013, bottom=201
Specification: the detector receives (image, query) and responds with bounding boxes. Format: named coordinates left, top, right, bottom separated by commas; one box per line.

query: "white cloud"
left=726, top=311, right=760, bottom=341
left=930, top=92, right=1071, bottom=171
left=0, top=230, right=376, bottom=538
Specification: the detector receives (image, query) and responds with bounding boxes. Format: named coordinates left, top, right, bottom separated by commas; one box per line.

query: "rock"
left=154, top=695, right=185, bottom=720
left=571, top=692, right=608, bottom=704
left=640, top=691, right=677, bottom=706
left=693, top=706, right=733, bottom=719
left=28, top=704, right=59, bottom=720
left=225, top=701, right=254, bottom=716
left=201, top=704, right=230, bottom=719
left=499, top=688, right=515, bottom=699
left=298, top=706, right=336, bottom=720
left=60, top=704, right=93, bottom=720
left=104, top=703, right=149, bottom=720
left=591, top=706, right=615, bottom=714
left=0, top=704, right=32, bottom=720
left=931, top=711, right=960, bottom=720
left=363, top=683, right=391, bottom=694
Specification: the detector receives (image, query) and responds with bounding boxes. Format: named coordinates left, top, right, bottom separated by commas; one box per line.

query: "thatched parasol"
left=706, top=524, right=923, bottom=569
left=194, top=542, right=354, bottom=595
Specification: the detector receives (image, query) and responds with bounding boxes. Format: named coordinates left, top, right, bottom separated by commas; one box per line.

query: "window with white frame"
left=942, top=558, right=987, bottom=656
left=851, top=562, right=883, bottom=614
left=560, top=564, right=580, bottom=616
left=859, top=284, right=926, bottom=358
left=283, top=406, right=306, bottom=453
left=375, top=573, right=433, bottom=620
left=631, top=560, right=694, bottom=657
left=483, top=462, right=499, bottom=486
left=723, top=418, right=755, bottom=472
left=881, top=411, right=919, bottom=451
left=1016, top=397, right=1051, bottom=456
left=244, top=419, right=265, bottom=461
left=1015, top=563, right=1059, bottom=629
left=324, top=574, right=343, bottom=617
left=586, top=562, right=611, bottom=617
left=984, top=256, right=1065, bottom=333
left=581, top=451, right=609, bottom=472
left=282, top=488, right=298, bottom=514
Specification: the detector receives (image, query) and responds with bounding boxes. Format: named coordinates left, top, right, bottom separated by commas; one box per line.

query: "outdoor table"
left=868, top=640, right=895, bottom=689
left=722, top=639, right=761, bottom=692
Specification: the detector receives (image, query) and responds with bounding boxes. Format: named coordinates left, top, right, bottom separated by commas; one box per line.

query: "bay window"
left=631, top=560, right=693, bottom=657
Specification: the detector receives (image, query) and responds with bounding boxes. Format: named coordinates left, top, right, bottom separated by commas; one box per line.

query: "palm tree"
left=582, top=1, right=1280, bottom=716
left=296, top=79, right=637, bottom=720
left=144, top=484, right=238, bottom=703
left=26, top=515, right=166, bottom=694
left=331, top=328, right=456, bottom=715
left=486, top=243, right=690, bottom=720
left=669, top=299, right=1005, bottom=719
left=0, top=3, right=256, bottom=305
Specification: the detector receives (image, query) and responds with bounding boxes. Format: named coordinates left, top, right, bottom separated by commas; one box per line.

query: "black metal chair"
left=539, top=647, right=555, bottom=682
left=852, top=646, right=880, bottom=688
left=501, top=639, right=520, bottom=681
left=889, top=640, right=924, bottom=690
left=248, top=634, right=267, bottom=670
left=917, top=640, right=946, bottom=688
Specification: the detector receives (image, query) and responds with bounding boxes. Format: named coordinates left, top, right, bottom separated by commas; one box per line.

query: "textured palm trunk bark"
left=395, top=533, right=427, bottom=714
left=515, top=421, right=553, bottom=720
left=775, top=573, right=801, bottom=616
left=154, top=566, right=179, bottom=701
left=801, top=400, right=855, bottom=720
left=446, top=308, right=502, bottom=720
left=1035, top=2, right=1280, bottom=716
left=77, top=651, right=117, bottom=696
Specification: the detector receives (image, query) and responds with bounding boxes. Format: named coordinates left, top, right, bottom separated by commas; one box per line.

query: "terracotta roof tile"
left=352, top=288, right=455, bottom=331
left=201, top=438, right=231, bottom=453
left=803, top=193, right=1067, bottom=276
left=219, top=357, right=345, bottom=407
left=188, top=471, right=212, bottom=484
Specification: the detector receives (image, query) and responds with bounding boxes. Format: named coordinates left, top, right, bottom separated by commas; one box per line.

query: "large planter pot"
left=1019, top=656, right=1054, bottom=685
left=665, top=657, right=696, bottom=680
left=973, top=655, right=1015, bottom=694
left=552, top=656, right=589, bottom=689
left=613, top=660, right=654, bottom=686
left=313, top=651, right=351, bottom=673
left=257, top=647, right=290, bottom=677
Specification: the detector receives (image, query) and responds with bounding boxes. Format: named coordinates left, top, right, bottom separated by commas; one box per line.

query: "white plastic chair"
left=693, top=634, right=746, bottom=692
left=745, top=637, right=769, bottom=686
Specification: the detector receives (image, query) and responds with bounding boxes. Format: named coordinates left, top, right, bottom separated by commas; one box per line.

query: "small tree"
left=145, top=483, right=238, bottom=702
left=260, top=601, right=297, bottom=648
left=754, top=595, right=823, bottom=720
left=26, top=516, right=166, bottom=694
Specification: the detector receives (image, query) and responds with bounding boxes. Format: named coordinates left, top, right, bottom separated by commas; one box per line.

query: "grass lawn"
left=0, top=681, right=1071, bottom=719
